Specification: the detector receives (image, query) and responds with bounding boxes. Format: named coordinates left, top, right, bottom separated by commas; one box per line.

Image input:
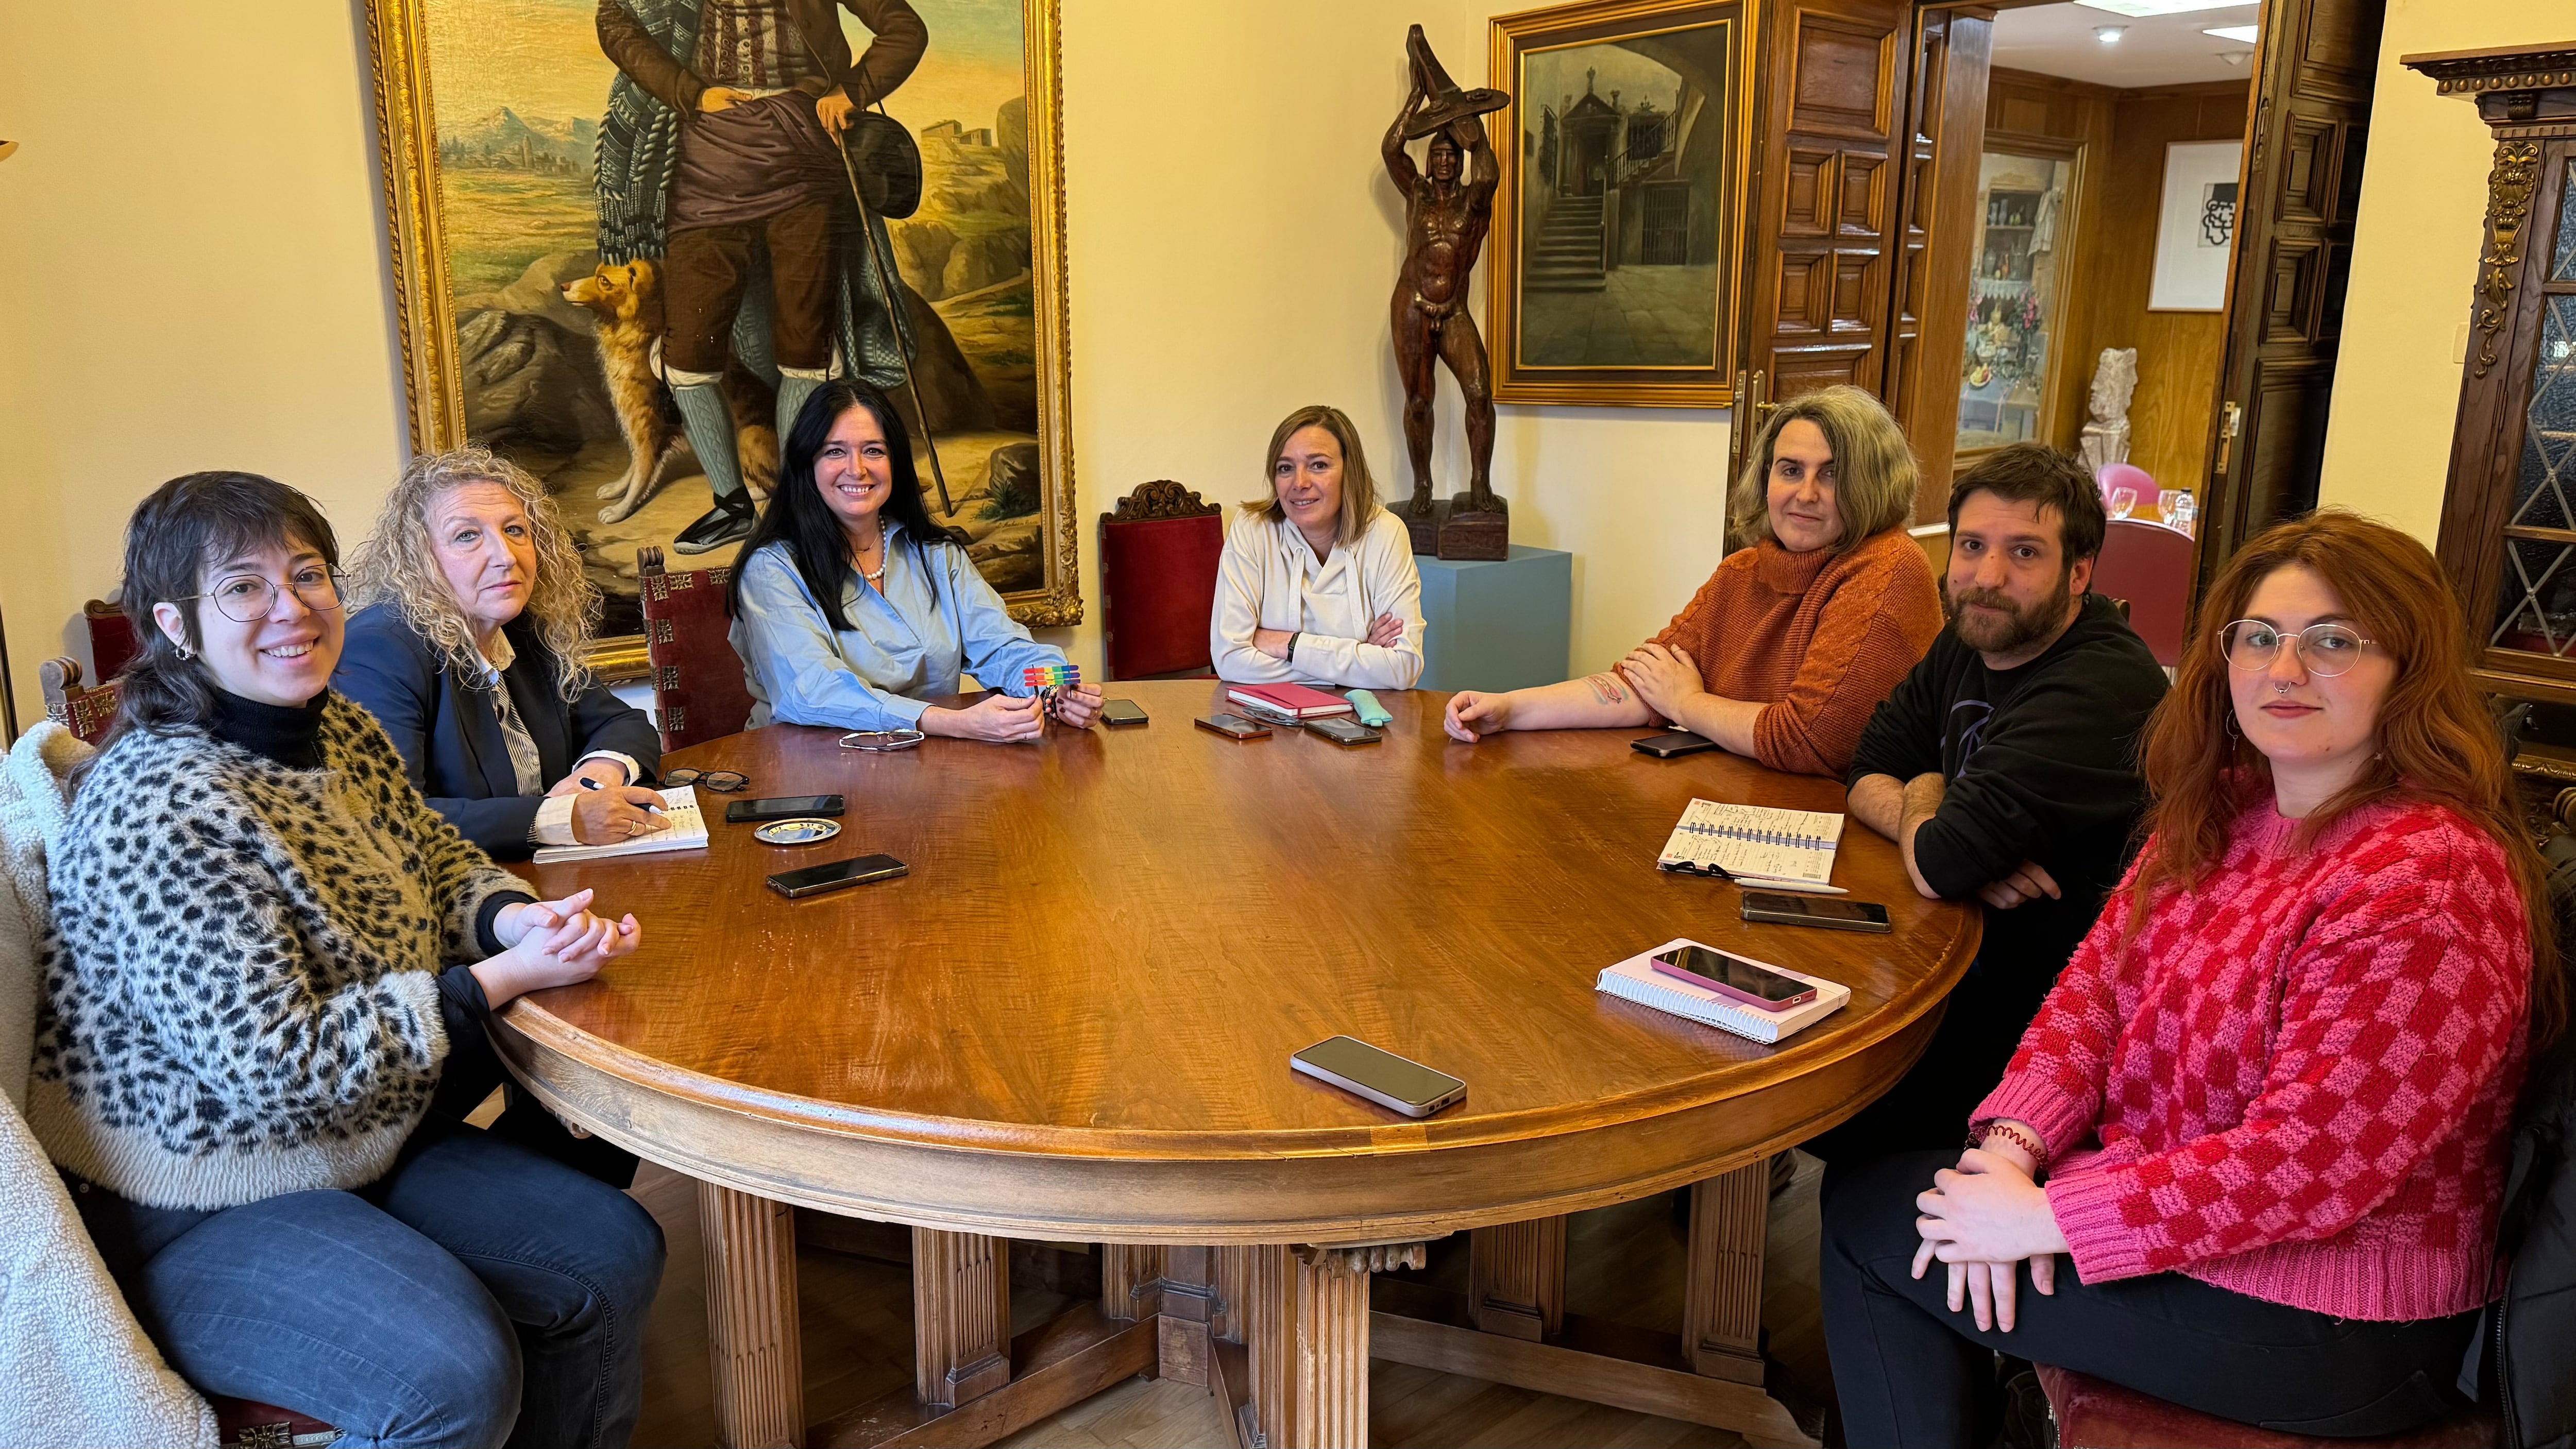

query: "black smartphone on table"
left=1304, top=716, right=1382, bottom=746
left=765, top=853, right=908, bottom=899
left=1100, top=698, right=1149, bottom=727
left=1290, top=1036, right=1466, bottom=1117
left=1194, top=713, right=1272, bottom=740
left=1631, top=731, right=1720, bottom=758
left=726, top=795, right=845, bottom=824
left=1649, top=944, right=1818, bottom=1010
left=1740, top=891, right=1892, bottom=934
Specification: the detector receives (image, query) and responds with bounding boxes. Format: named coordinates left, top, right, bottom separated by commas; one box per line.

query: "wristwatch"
left=1285, top=630, right=1302, bottom=661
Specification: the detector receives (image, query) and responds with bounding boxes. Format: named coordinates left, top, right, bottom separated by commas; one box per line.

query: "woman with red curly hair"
left=1820, top=509, right=2561, bottom=1444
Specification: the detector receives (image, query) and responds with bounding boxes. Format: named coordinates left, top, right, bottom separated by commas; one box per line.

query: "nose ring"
left=2275, top=682, right=2290, bottom=695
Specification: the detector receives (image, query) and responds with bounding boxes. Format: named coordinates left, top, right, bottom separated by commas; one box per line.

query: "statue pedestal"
left=1416, top=545, right=1571, bottom=693
left=1402, top=496, right=1512, bottom=560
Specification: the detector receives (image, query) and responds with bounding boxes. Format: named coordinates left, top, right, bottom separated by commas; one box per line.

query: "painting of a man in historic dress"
left=595, top=0, right=926, bottom=555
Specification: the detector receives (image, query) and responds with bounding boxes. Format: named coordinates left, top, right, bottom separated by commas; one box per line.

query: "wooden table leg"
left=913, top=1228, right=1013, bottom=1410
left=1467, top=1216, right=1566, bottom=1341
left=699, top=1181, right=806, bottom=1449
left=1684, top=1163, right=1769, bottom=1386
left=1263, top=1242, right=1425, bottom=1449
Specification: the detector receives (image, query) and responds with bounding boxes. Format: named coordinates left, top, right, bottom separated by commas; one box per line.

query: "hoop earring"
left=2223, top=711, right=2241, bottom=739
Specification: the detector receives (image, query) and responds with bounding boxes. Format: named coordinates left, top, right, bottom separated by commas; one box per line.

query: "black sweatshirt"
left=1845, top=594, right=2168, bottom=1029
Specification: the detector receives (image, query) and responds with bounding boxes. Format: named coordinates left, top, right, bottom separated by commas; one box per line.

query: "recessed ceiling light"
left=2074, top=0, right=2257, bottom=15
left=2096, top=25, right=2127, bottom=43
left=2203, top=25, right=2260, bottom=43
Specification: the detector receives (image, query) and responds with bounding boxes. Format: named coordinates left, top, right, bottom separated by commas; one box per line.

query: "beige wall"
left=2315, top=0, right=2574, bottom=540
left=0, top=0, right=1735, bottom=725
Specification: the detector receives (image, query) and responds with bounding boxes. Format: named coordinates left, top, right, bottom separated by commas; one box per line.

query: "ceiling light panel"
left=2203, top=25, right=2260, bottom=42
left=2074, top=0, right=2258, bottom=15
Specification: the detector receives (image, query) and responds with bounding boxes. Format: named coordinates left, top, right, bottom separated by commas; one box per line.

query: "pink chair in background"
left=2093, top=518, right=2197, bottom=667
left=2097, top=462, right=2157, bottom=522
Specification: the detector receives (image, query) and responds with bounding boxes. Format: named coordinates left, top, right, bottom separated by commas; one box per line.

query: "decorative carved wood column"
left=698, top=1182, right=805, bottom=1449
left=1466, top=1216, right=1566, bottom=1341
left=1291, top=1242, right=1427, bottom=1448
left=1683, top=1163, right=1770, bottom=1385
left=1242, top=1245, right=1295, bottom=1449
left=1099, top=1244, right=1163, bottom=1321
left=912, top=1229, right=1014, bottom=1410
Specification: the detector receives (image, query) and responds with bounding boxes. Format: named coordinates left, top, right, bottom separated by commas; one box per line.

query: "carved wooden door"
left=2195, top=0, right=2384, bottom=587
left=1882, top=5, right=1994, bottom=521
left=1731, top=0, right=1919, bottom=477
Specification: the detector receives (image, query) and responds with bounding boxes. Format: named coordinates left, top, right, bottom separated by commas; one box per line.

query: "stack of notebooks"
left=1227, top=682, right=1353, bottom=720
left=532, top=786, right=710, bottom=865
left=1655, top=799, right=1844, bottom=888
left=1596, top=937, right=1850, bottom=1045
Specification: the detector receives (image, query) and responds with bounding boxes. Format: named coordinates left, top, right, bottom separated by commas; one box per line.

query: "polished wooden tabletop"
left=496, top=680, right=1976, bottom=1241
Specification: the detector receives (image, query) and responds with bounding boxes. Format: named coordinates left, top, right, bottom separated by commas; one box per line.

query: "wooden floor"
left=624, top=1154, right=1835, bottom=1449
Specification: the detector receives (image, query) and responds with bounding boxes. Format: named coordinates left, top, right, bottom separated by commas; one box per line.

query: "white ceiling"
left=1991, top=1, right=2264, bottom=90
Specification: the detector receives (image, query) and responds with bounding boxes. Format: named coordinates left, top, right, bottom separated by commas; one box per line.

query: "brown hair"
left=2125, top=509, right=2562, bottom=1047
left=1242, top=405, right=1382, bottom=547
left=1946, top=443, right=2108, bottom=564
left=1726, top=384, right=1918, bottom=553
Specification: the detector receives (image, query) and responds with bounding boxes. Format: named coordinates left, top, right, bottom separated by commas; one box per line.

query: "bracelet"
left=1973, top=1122, right=2047, bottom=1165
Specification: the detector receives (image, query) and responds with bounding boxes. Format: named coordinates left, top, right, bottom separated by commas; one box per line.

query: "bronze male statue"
left=1384, top=27, right=1509, bottom=540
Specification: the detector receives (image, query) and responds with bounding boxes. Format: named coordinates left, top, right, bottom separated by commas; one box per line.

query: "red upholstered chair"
left=637, top=547, right=752, bottom=752
left=84, top=598, right=140, bottom=684
left=2092, top=518, right=2198, bottom=668
left=2033, top=1364, right=2498, bottom=1449
left=39, top=656, right=120, bottom=745
left=1099, top=481, right=1224, bottom=680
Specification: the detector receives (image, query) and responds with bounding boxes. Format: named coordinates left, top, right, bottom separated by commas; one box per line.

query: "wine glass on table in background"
left=2107, top=485, right=2138, bottom=521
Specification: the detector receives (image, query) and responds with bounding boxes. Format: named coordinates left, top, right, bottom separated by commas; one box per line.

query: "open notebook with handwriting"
left=1654, top=798, right=1843, bottom=886
left=531, top=786, right=709, bottom=865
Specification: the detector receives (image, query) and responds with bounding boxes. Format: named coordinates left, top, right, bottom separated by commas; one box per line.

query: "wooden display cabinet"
left=2414, top=43, right=2576, bottom=764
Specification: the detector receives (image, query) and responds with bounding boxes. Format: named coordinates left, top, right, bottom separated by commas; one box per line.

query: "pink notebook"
left=1227, top=682, right=1354, bottom=718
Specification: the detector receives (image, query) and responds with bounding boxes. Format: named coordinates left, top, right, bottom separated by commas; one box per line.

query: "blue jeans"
left=75, top=1117, right=665, bottom=1449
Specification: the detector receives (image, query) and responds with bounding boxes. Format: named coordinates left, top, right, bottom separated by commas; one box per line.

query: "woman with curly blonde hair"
left=336, top=446, right=664, bottom=855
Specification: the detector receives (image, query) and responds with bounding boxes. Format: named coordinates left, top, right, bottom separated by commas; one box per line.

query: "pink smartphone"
left=1650, top=945, right=1818, bottom=1011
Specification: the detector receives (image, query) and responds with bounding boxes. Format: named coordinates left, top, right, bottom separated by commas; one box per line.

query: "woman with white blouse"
left=1211, top=405, right=1426, bottom=691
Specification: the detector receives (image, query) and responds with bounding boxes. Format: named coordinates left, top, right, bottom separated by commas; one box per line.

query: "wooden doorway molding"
left=2193, top=0, right=2384, bottom=590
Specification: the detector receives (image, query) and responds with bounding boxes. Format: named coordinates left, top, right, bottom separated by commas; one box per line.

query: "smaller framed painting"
left=2149, top=140, right=2243, bottom=312
left=1487, top=0, right=1745, bottom=407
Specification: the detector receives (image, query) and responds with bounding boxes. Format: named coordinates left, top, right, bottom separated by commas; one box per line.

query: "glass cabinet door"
left=2491, top=158, right=2576, bottom=661
left=1957, top=148, right=2076, bottom=459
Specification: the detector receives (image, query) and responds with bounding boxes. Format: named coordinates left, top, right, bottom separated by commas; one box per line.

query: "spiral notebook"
left=1596, top=937, right=1850, bottom=1045
left=1655, top=798, right=1844, bottom=886
left=531, top=787, right=709, bottom=865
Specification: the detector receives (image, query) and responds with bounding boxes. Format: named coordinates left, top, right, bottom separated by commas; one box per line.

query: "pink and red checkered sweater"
left=1971, top=795, right=2531, bottom=1321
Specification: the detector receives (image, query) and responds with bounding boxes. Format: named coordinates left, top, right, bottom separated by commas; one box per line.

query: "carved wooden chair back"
left=39, top=657, right=120, bottom=746
left=2091, top=518, right=2196, bottom=667
left=638, top=547, right=753, bottom=752
left=1099, top=481, right=1224, bottom=680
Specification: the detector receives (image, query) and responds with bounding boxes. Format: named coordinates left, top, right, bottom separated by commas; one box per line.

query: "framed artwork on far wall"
left=1487, top=0, right=1745, bottom=407
left=364, top=0, right=1081, bottom=678
left=2149, top=139, right=2243, bottom=313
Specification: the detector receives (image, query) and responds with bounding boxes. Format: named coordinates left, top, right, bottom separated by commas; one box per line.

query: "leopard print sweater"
left=25, top=694, right=523, bottom=1209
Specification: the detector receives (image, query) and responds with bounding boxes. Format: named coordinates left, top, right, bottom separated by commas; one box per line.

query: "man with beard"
left=1809, top=444, right=2167, bottom=1190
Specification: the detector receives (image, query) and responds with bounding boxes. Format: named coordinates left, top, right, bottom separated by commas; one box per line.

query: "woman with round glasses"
left=1821, top=509, right=2560, bottom=1443
left=30, top=472, right=660, bottom=1448
left=337, top=447, right=666, bottom=857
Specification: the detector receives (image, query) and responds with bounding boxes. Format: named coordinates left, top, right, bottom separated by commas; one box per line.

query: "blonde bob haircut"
left=1241, top=404, right=1383, bottom=547
left=347, top=446, right=603, bottom=701
left=1726, top=384, right=1919, bottom=554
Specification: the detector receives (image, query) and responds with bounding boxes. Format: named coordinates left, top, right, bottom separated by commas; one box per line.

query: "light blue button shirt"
left=728, top=524, right=1070, bottom=730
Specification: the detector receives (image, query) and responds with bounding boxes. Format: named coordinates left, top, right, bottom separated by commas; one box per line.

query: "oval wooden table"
left=494, top=681, right=1976, bottom=1449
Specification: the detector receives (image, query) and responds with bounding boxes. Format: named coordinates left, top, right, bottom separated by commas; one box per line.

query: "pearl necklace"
left=855, top=519, right=889, bottom=588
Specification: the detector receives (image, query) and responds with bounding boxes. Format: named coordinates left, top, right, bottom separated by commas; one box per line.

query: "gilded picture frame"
left=364, top=0, right=1081, bottom=679
left=1487, top=0, right=1746, bottom=408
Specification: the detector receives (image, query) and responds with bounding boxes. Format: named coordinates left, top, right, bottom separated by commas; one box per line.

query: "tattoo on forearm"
left=1584, top=673, right=1629, bottom=705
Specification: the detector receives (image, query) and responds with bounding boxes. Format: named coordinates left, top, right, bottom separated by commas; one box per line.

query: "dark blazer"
left=335, top=605, right=662, bottom=857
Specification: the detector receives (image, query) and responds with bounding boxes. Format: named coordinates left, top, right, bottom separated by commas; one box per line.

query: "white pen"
left=1731, top=875, right=1849, bottom=896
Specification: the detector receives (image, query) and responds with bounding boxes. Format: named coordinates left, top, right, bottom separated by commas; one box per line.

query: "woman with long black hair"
left=727, top=380, right=1101, bottom=740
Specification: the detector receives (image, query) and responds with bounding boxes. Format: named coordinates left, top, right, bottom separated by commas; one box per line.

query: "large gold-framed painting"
left=366, top=0, right=1079, bottom=673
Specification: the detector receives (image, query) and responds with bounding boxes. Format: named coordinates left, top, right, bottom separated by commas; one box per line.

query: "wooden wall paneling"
left=1887, top=7, right=1992, bottom=519
left=1681, top=1164, right=1769, bottom=1386
left=912, top=1228, right=1014, bottom=1411
left=1466, top=1216, right=1568, bottom=1342
left=699, top=1182, right=806, bottom=1449
left=2063, top=82, right=2251, bottom=498
left=1981, top=69, right=2116, bottom=457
